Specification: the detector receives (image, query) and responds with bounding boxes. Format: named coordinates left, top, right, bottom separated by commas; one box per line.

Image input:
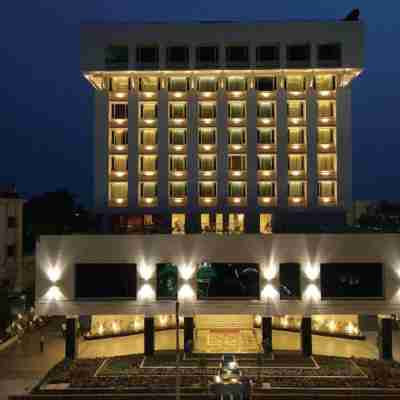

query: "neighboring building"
left=0, top=186, right=24, bottom=290
left=81, top=19, right=363, bottom=233
left=348, top=200, right=400, bottom=228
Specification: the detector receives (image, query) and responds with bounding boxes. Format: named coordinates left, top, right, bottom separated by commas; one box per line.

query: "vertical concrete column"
left=336, top=86, right=352, bottom=210
left=93, top=91, right=109, bottom=211
left=158, top=81, right=169, bottom=213
left=301, top=317, right=312, bottom=357
left=276, top=88, right=288, bottom=209
left=262, top=316, right=273, bottom=353
left=184, top=317, right=194, bottom=350
left=217, top=79, right=228, bottom=213
left=144, top=316, right=155, bottom=356
left=247, top=82, right=258, bottom=233
left=65, top=317, right=78, bottom=359
left=306, top=88, right=318, bottom=208
left=381, top=318, right=393, bottom=361
left=128, top=87, right=138, bottom=209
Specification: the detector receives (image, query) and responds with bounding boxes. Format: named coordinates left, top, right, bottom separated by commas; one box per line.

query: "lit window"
left=109, top=182, right=128, bottom=204
left=260, top=214, right=272, bottom=234
left=287, top=101, right=306, bottom=119
left=198, top=155, right=217, bottom=171
left=196, top=46, right=219, bottom=66
left=171, top=214, right=185, bottom=234
left=257, top=128, right=275, bottom=145
left=286, top=76, right=306, bottom=92
left=169, top=128, right=187, bottom=145
left=257, top=102, right=275, bottom=119
left=226, top=77, right=247, bottom=92
left=139, top=182, right=157, bottom=198
left=228, top=154, right=247, bottom=171
left=258, top=182, right=276, bottom=197
left=169, top=182, right=187, bottom=198
left=199, top=181, right=217, bottom=198
left=318, top=181, right=336, bottom=197
left=198, top=102, right=216, bottom=119
left=110, top=155, right=128, bottom=173
left=108, top=77, right=130, bottom=91
left=138, top=77, right=159, bottom=91
left=315, top=75, right=336, bottom=91
left=144, top=215, right=153, bottom=225
left=318, top=101, right=336, bottom=118
left=288, top=181, right=305, bottom=197
left=110, top=102, right=128, bottom=119
left=168, top=77, right=189, bottom=92
left=288, top=155, right=306, bottom=171
left=201, top=213, right=211, bottom=232
left=228, top=128, right=246, bottom=145
left=197, top=77, right=218, bottom=92
left=228, top=213, right=245, bottom=233
left=257, top=155, right=275, bottom=171
left=139, top=155, right=157, bottom=173
left=228, top=181, right=247, bottom=197
left=318, top=128, right=336, bottom=145
left=288, top=128, right=306, bottom=145
left=198, top=128, right=216, bottom=145
left=169, top=155, right=187, bottom=172
left=317, top=154, right=336, bottom=173
left=110, top=129, right=128, bottom=145
left=169, top=102, right=187, bottom=119
left=139, top=129, right=157, bottom=145
left=139, top=102, right=157, bottom=119
left=216, top=214, right=224, bottom=234
left=136, top=45, right=159, bottom=66
left=167, top=46, right=189, bottom=66
left=228, top=101, right=246, bottom=119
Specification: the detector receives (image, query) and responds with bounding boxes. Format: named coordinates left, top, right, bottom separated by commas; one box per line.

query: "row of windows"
left=107, top=75, right=337, bottom=93
left=105, top=43, right=342, bottom=68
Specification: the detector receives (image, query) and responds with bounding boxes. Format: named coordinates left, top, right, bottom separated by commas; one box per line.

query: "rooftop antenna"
left=343, top=9, right=360, bottom=21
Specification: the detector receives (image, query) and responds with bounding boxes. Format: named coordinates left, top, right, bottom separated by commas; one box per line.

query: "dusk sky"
left=1, top=1, right=399, bottom=206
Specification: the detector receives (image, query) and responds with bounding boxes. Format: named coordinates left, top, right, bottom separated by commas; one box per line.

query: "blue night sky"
left=0, top=1, right=399, bottom=206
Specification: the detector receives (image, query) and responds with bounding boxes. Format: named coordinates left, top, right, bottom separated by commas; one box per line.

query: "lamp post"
left=176, top=301, right=180, bottom=400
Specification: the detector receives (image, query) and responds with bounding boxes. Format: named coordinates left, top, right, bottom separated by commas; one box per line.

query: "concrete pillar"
left=262, top=317, right=273, bottom=353
left=184, top=317, right=194, bottom=350
left=301, top=317, right=312, bottom=357
left=65, top=318, right=78, bottom=359
left=144, top=317, right=155, bottom=356
left=381, top=318, right=393, bottom=361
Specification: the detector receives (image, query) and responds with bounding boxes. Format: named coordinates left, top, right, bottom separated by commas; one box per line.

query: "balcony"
left=109, top=118, right=128, bottom=128
left=317, top=90, right=336, bottom=99
left=286, top=90, right=306, bottom=99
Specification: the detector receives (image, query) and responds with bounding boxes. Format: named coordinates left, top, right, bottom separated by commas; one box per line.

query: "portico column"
left=144, top=317, right=155, bottom=356
left=301, top=316, right=312, bottom=357
left=65, top=317, right=78, bottom=359
left=380, top=318, right=393, bottom=361
left=262, top=316, right=273, bottom=354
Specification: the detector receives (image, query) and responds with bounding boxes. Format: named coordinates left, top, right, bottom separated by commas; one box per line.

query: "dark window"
left=7, top=217, right=16, bottom=228
left=318, top=43, right=342, bottom=64
left=136, top=45, right=159, bottom=65
left=255, top=77, right=276, bottom=91
left=256, top=45, right=280, bottom=63
left=75, top=263, right=137, bottom=299
left=197, top=262, right=259, bottom=299
left=105, top=45, right=129, bottom=69
left=226, top=46, right=249, bottom=65
left=320, top=263, right=383, bottom=299
left=280, top=263, right=301, bottom=299
left=287, top=44, right=310, bottom=62
left=111, top=103, right=128, bottom=119
left=196, top=46, right=219, bottom=65
left=7, top=245, right=15, bottom=258
left=167, top=46, right=189, bottom=66
left=156, top=263, right=178, bottom=299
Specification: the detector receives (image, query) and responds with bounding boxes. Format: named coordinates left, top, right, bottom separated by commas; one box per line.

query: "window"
left=318, top=101, right=336, bottom=118
left=260, top=214, right=272, bottom=234
left=280, top=263, right=301, bottom=299
left=228, top=102, right=246, bottom=119
left=226, top=46, right=249, bottom=65
left=171, top=214, right=185, bottom=234
left=136, top=45, right=159, bottom=66
left=256, top=45, right=279, bottom=64
left=199, top=182, right=217, bottom=198
left=216, top=214, right=224, bottom=234
left=169, top=102, right=187, bottom=119
left=201, top=214, right=211, bottom=232
left=111, top=129, right=128, bottom=145
left=139, top=155, right=158, bottom=172
left=258, top=155, right=275, bottom=171
left=318, top=181, right=336, bottom=197
left=110, top=155, right=128, bottom=172
left=197, top=77, right=218, bottom=92
left=198, top=155, right=217, bottom=171
left=318, top=128, right=336, bottom=145
left=318, top=43, right=341, bottom=65
left=258, top=182, right=276, bottom=197
left=196, top=46, right=219, bottom=66
left=139, top=129, right=157, bottom=146
left=288, top=155, right=306, bottom=171
left=228, top=214, right=245, bottom=234
left=228, top=128, right=246, bottom=145
left=255, top=77, right=276, bottom=91
left=317, top=154, right=336, bottom=172
left=169, top=128, right=187, bottom=145
left=140, top=182, right=157, bottom=198
left=110, top=103, right=128, bottom=119
left=198, top=102, right=216, bottom=119
left=226, top=77, right=247, bottom=91
left=169, top=155, right=187, bottom=172
left=144, top=215, right=153, bottom=225
left=157, top=263, right=178, bottom=299
left=228, top=182, right=247, bottom=197
left=110, top=182, right=128, bottom=202
left=8, top=217, right=16, bottom=228
left=315, top=75, right=336, bottom=91
left=286, top=76, right=306, bottom=92
left=167, top=46, right=189, bottom=66
left=7, top=245, right=15, bottom=258
left=105, top=45, right=128, bottom=69
left=287, top=101, right=305, bottom=119
left=288, top=181, right=305, bottom=197
left=257, top=128, right=275, bottom=145
left=229, top=154, right=247, bottom=171
left=257, top=102, right=275, bottom=119
left=168, top=77, right=189, bottom=92
left=169, top=182, right=187, bottom=198
left=139, top=102, right=157, bottom=119
left=288, top=128, right=306, bottom=145
left=108, top=77, right=130, bottom=91
left=198, top=128, right=216, bottom=145
left=286, top=44, right=310, bottom=63
left=138, top=77, right=159, bottom=92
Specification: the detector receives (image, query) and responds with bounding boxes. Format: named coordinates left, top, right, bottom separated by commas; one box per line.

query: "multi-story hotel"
left=35, top=18, right=398, bottom=361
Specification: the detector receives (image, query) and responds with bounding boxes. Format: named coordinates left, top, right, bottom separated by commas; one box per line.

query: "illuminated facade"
left=82, top=20, right=363, bottom=233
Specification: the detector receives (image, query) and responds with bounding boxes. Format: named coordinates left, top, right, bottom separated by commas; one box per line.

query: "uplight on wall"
left=138, top=263, right=155, bottom=281
left=45, top=285, right=64, bottom=301
left=303, top=283, right=321, bottom=302
left=178, top=283, right=195, bottom=302
left=261, top=284, right=279, bottom=302
left=263, top=263, right=278, bottom=281
left=304, top=264, right=320, bottom=281
left=47, top=265, right=62, bottom=283
left=138, top=283, right=155, bottom=302
left=180, top=264, right=195, bottom=281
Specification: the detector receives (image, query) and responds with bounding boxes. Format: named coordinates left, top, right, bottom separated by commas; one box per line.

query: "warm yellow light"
left=291, top=118, right=300, bottom=125
left=174, top=198, right=184, bottom=203
left=260, top=92, right=272, bottom=98
left=115, top=145, right=126, bottom=151
left=202, top=118, right=213, bottom=124
left=138, top=283, right=155, bottom=302
left=290, top=91, right=302, bottom=96
left=180, top=264, right=195, bottom=281
left=262, top=171, right=272, bottom=177
left=174, top=171, right=184, bottom=177
left=145, top=145, right=155, bottom=151
left=203, top=197, right=213, bottom=203
left=115, top=92, right=127, bottom=99
left=320, top=144, right=331, bottom=150
left=114, top=171, right=126, bottom=178
left=322, top=197, right=331, bottom=204
left=319, top=90, right=331, bottom=97
left=144, top=119, right=155, bottom=125
left=261, top=144, right=272, bottom=150
left=262, top=197, right=271, bottom=203
left=174, top=118, right=185, bottom=125
left=232, top=171, right=242, bottom=177
left=261, top=118, right=272, bottom=124
left=47, top=265, right=61, bottom=283
left=173, top=145, right=184, bottom=151
left=320, top=170, right=331, bottom=176
left=202, top=145, right=212, bottom=151
left=145, top=197, right=154, bottom=204
left=112, top=321, right=120, bottom=334
left=291, top=144, right=301, bottom=150
left=255, top=315, right=262, bottom=326
left=178, top=283, right=195, bottom=301
left=143, top=92, right=155, bottom=99
left=292, top=197, right=302, bottom=203
left=203, top=171, right=213, bottom=177
left=232, top=118, right=242, bottom=124
left=231, top=91, right=242, bottom=98
left=233, top=197, right=241, bottom=204
left=45, top=285, right=63, bottom=301
left=202, top=92, right=212, bottom=98
left=328, top=320, right=337, bottom=333
left=232, top=145, right=242, bottom=151
left=261, top=284, right=279, bottom=301
left=143, top=171, right=156, bottom=177
left=159, top=315, right=168, bottom=327
left=115, top=198, right=125, bottom=204
left=115, top=119, right=127, bottom=125
left=98, top=323, right=104, bottom=336
left=173, top=92, right=184, bottom=98
left=320, top=117, right=330, bottom=123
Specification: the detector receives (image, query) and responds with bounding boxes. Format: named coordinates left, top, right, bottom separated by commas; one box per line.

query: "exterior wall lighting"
left=261, top=118, right=271, bottom=124
left=319, top=90, right=331, bottom=97
left=47, top=265, right=62, bottom=283
left=178, top=283, right=195, bottom=302
left=145, top=145, right=155, bottom=151
left=233, top=197, right=241, bottom=204
left=304, top=264, right=320, bottom=281
left=261, top=284, right=279, bottom=302
left=138, top=283, right=155, bottom=302
left=45, top=285, right=64, bottom=301
left=202, top=145, right=212, bottom=151
left=138, top=263, right=155, bottom=281
left=180, top=264, right=195, bottom=281
left=115, top=198, right=125, bottom=204
left=115, top=171, right=126, bottom=178
left=115, top=145, right=126, bottom=151
left=115, top=92, right=127, bottom=99
left=304, top=283, right=320, bottom=302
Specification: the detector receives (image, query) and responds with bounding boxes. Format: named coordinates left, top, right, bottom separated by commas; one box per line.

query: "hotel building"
left=35, top=19, right=397, bottom=360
